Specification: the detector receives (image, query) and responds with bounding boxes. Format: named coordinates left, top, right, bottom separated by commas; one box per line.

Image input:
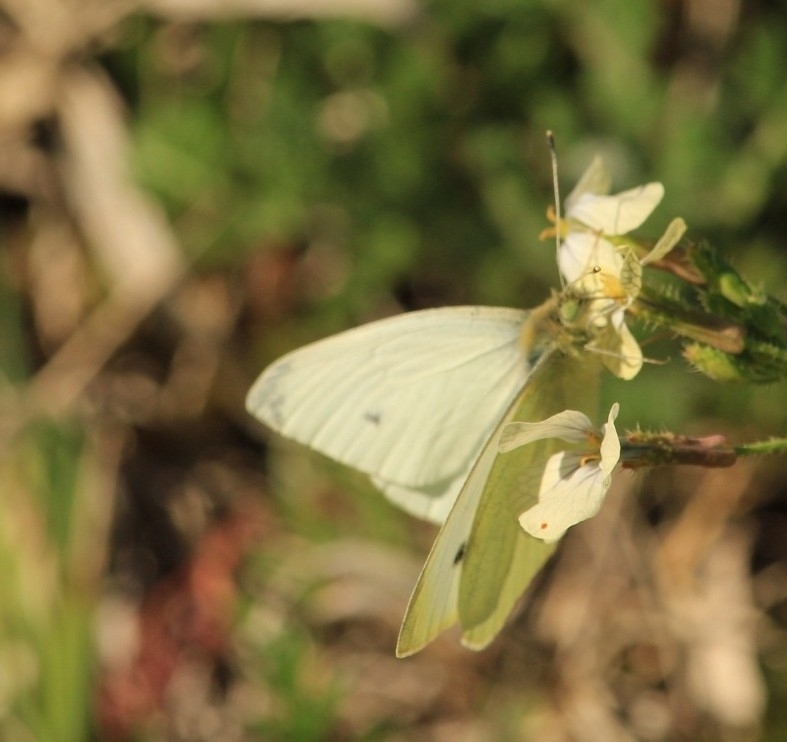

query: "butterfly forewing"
left=372, top=470, right=469, bottom=525
left=246, top=307, right=532, bottom=514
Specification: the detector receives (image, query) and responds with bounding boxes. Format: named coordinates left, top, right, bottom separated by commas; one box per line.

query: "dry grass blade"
left=56, top=68, right=183, bottom=299
left=21, top=68, right=185, bottom=421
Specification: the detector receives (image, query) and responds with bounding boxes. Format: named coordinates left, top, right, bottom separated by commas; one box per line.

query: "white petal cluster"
left=500, top=404, right=621, bottom=543
left=557, top=158, right=686, bottom=380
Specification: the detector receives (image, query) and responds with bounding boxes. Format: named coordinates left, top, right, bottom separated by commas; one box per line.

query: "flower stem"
left=734, top=438, right=787, bottom=457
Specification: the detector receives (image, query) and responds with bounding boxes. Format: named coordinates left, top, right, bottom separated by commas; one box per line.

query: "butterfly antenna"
left=546, top=130, right=564, bottom=288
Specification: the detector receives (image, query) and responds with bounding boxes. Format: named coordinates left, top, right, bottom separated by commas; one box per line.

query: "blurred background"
left=1, top=0, right=787, bottom=739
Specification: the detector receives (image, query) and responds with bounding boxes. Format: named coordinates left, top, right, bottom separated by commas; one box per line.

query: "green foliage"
left=246, top=633, right=342, bottom=741
left=0, top=425, right=98, bottom=741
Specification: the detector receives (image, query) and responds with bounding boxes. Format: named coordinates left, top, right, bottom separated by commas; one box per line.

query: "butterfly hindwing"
left=459, top=352, right=601, bottom=647
left=397, top=348, right=601, bottom=656
left=394, top=455, right=485, bottom=657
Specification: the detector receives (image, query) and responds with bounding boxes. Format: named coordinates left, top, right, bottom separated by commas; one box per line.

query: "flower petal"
left=588, top=322, right=643, bottom=380
left=599, top=403, right=621, bottom=479
left=641, top=217, right=687, bottom=265
left=564, top=155, right=611, bottom=212
left=519, top=451, right=612, bottom=542
left=559, top=233, right=622, bottom=286
left=499, top=410, right=593, bottom=453
left=568, top=182, right=664, bottom=235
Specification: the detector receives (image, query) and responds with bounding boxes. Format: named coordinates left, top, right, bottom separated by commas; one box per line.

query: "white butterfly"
left=247, top=295, right=603, bottom=655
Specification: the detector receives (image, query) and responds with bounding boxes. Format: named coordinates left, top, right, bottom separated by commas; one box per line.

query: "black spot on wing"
left=453, top=542, right=466, bottom=566
left=363, top=411, right=382, bottom=426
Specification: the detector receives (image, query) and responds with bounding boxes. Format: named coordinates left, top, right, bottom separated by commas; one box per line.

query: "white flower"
left=499, top=403, right=621, bottom=543
left=553, top=158, right=686, bottom=380
left=559, top=156, right=664, bottom=283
